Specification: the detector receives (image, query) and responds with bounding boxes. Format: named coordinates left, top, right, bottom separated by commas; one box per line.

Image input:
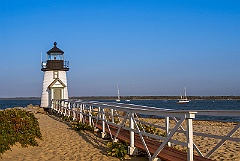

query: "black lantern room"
left=41, top=42, right=69, bottom=71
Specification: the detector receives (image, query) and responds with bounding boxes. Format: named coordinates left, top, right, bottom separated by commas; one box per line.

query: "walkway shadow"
left=48, top=114, right=148, bottom=161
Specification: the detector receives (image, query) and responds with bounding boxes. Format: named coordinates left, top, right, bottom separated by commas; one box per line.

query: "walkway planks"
left=94, top=120, right=213, bottom=161
left=52, top=100, right=240, bottom=161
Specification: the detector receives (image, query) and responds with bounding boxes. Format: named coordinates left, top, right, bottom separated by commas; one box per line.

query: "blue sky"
left=0, top=0, right=240, bottom=97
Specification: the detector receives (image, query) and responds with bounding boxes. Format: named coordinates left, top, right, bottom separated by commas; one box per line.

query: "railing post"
left=54, top=100, right=56, bottom=110
left=111, top=109, right=114, bottom=123
left=98, top=107, right=101, bottom=119
left=128, top=112, right=138, bottom=155
left=80, top=104, right=83, bottom=123
left=64, top=101, right=68, bottom=116
left=101, top=108, right=106, bottom=138
left=89, top=106, right=92, bottom=126
left=54, top=100, right=56, bottom=111
left=59, top=100, right=63, bottom=115
left=96, top=106, right=101, bottom=124
left=68, top=102, right=71, bottom=117
left=186, top=113, right=195, bottom=161
left=51, top=99, right=54, bottom=110
left=72, top=103, right=76, bottom=121
left=64, top=102, right=68, bottom=116
left=51, top=99, right=53, bottom=109
left=61, top=101, right=64, bottom=115
left=58, top=100, right=61, bottom=114
left=165, top=116, right=171, bottom=147
left=76, top=103, right=79, bottom=121
left=130, top=112, right=134, bottom=147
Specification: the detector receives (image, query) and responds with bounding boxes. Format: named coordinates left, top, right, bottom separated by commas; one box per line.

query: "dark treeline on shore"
left=70, top=95, right=240, bottom=100
left=1, top=96, right=240, bottom=100
left=0, top=97, right=41, bottom=100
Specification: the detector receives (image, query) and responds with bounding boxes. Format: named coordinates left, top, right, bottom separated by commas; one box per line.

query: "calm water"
left=100, top=99, right=240, bottom=122
left=0, top=99, right=40, bottom=110
left=0, top=99, right=239, bottom=122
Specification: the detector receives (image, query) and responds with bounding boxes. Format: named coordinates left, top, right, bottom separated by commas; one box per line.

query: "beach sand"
left=1, top=107, right=239, bottom=161
left=140, top=118, right=240, bottom=161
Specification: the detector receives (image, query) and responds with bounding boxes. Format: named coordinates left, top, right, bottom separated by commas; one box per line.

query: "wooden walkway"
left=52, top=100, right=240, bottom=161
left=93, top=120, right=213, bottom=161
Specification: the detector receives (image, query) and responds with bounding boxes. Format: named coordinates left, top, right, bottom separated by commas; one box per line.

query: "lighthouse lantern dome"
left=47, top=42, right=64, bottom=60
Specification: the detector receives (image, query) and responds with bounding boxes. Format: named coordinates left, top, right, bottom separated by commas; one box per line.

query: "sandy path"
left=1, top=111, right=147, bottom=161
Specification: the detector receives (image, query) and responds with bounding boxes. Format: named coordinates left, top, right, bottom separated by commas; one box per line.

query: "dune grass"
left=0, top=109, right=42, bottom=155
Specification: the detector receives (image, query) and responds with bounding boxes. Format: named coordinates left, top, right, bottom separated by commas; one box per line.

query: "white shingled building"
left=40, top=42, right=69, bottom=108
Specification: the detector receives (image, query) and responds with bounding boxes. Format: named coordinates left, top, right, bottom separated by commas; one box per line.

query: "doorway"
left=53, top=88, right=62, bottom=100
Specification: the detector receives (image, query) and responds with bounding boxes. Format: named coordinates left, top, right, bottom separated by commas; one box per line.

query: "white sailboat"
left=177, top=87, right=190, bottom=104
left=116, top=84, right=120, bottom=102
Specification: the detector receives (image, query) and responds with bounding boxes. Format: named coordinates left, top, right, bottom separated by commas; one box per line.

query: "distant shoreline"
left=0, top=97, right=41, bottom=100
left=1, top=96, right=240, bottom=100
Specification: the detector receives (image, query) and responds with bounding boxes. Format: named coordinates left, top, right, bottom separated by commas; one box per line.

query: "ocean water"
left=0, top=99, right=40, bottom=110
left=100, top=99, right=240, bottom=122
left=0, top=99, right=239, bottom=122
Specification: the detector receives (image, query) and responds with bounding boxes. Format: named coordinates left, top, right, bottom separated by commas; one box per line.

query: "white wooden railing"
left=51, top=99, right=240, bottom=161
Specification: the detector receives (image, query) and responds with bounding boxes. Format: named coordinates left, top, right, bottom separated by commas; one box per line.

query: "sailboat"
left=116, top=84, right=121, bottom=102
left=177, top=87, right=190, bottom=104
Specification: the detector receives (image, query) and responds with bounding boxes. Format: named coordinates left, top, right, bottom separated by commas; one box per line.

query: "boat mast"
left=180, top=92, right=183, bottom=100
left=117, top=84, right=120, bottom=100
left=184, top=87, right=187, bottom=100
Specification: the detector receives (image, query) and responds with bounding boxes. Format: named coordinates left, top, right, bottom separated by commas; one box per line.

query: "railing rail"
left=41, top=60, right=69, bottom=69
left=51, top=99, right=240, bottom=161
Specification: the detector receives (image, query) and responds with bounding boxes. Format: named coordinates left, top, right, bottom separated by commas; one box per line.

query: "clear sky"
left=0, top=0, right=240, bottom=97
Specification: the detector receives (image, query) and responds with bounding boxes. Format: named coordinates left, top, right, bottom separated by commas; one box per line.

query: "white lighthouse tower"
left=40, top=42, right=69, bottom=108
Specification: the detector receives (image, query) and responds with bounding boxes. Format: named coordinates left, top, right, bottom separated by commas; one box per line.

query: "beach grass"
left=0, top=109, right=42, bottom=155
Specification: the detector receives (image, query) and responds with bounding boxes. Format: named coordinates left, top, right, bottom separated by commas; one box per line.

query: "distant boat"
left=116, top=84, right=120, bottom=102
left=125, top=99, right=130, bottom=102
left=177, top=87, right=190, bottom=104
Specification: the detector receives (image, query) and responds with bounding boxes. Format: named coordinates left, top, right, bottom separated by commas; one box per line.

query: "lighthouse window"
left=53, top=71, right=58, bottom=78
left=49, top=55, right=63, bottom=60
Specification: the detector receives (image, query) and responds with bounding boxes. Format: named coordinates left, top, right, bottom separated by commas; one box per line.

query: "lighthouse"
left=40, top=42, right=69, bottom=108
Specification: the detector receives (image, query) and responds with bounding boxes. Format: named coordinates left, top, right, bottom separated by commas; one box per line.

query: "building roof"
left=48, top=78, right=66, bottom=89
left=47, top=42, right=64, bottom=54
